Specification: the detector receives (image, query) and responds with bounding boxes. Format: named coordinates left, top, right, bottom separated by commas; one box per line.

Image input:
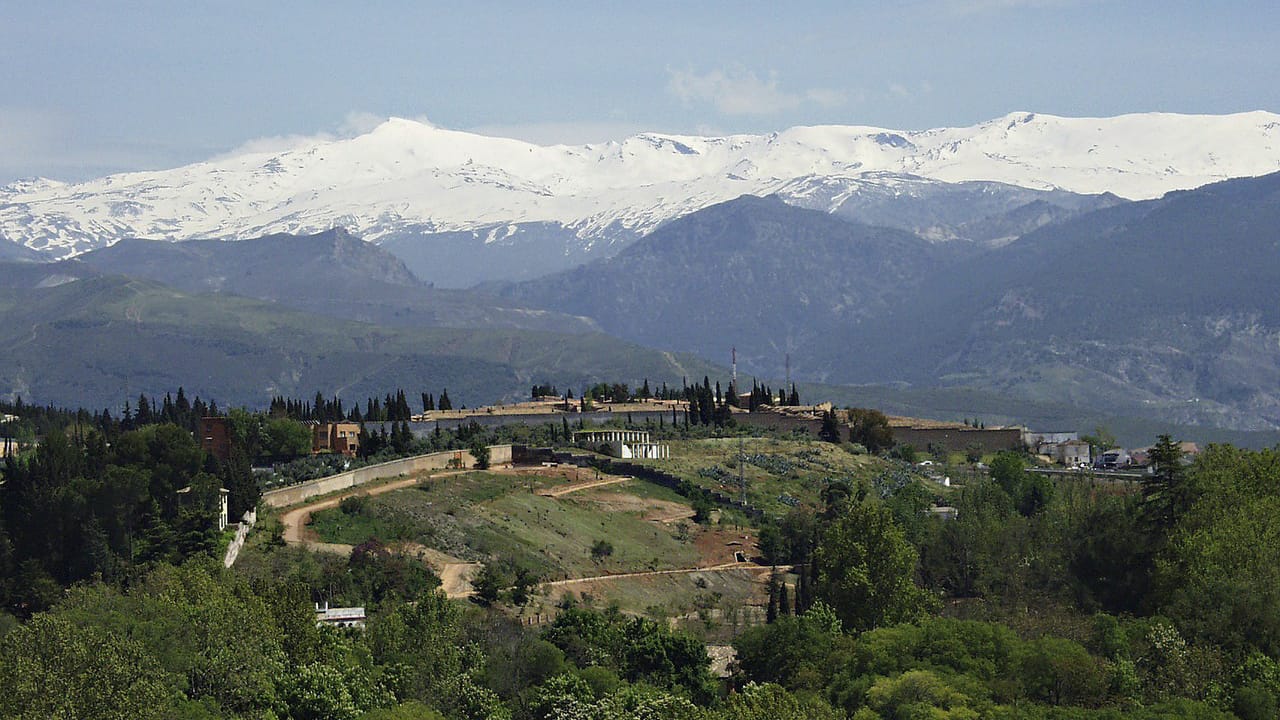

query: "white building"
left=176, top=485, right=231, bottom=532
left=315, top=602, right=366, bottom=629
left=573, top=429, right=670, bottom=460
left=1049, top=440, right=1091, bottom=467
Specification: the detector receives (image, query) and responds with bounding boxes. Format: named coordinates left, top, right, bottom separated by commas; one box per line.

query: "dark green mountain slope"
left=0, top=273, right=716, bottom=411
left=0, top=234, right=43, bottom=262
left=873, top=172, right=1280, bottom=429
left=74, top=229, right=599, bottom=334
left=502, top=194, right=966, bottom=375
left=504, top=175, right=1280, bottom=430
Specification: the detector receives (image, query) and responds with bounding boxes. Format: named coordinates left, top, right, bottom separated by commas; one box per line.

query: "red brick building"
left=199, top=417, right=233, bottom=462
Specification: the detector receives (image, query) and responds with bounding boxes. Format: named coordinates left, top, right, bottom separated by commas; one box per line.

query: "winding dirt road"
left=277, top=471, right=480, bottom=598
left=277, top=467, right=771, bottom=601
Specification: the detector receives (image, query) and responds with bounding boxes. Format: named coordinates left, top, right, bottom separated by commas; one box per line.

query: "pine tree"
left=438, top=389, right=452, bottom=411
left=1142, top=434, right=1193, bottom=534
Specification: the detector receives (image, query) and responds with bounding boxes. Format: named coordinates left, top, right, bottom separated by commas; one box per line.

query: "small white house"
left=1050, top=440, right=1091, bottom=467
left=315, top=602, right=366, bottom=629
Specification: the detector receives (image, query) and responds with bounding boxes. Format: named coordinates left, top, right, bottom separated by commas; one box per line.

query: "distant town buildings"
left=200, top=417, right=362, bottom=460
left=886, top=417, right=1022, bottom=454
left=1049, top=439, right=1091, bottom=467
left=308, top=421, right=361, bottom=457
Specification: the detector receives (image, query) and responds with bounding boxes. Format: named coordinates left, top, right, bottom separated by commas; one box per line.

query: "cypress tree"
left=766, top=569, right=781, bottom=623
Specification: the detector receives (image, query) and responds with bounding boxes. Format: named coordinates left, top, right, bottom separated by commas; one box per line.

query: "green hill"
left=0, top=273, right=717, bottom=410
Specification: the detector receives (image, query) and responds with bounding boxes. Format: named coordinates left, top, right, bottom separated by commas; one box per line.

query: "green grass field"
left=629, top=436, right=891, bottom=515
left=309, top=470, right=703, bottom=581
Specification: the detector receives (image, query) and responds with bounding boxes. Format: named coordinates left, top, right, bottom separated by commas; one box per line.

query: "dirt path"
left=278, top=471, right=479, bottom=598
left=279, top=468, right=771, bottom=601
left=279, top=474, right=425, bottom=544
left=542, top=561, right=771, bottom=589
left=396, top=542, right=480, bottom=598
left=646, top=508, right=696, bottom=523
left=536, top=476, right=628, bottom=497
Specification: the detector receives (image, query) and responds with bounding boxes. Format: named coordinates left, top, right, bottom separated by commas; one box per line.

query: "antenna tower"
left=732, top=346, right=737, bottom=387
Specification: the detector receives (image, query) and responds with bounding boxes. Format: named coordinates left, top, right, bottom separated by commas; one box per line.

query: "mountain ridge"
left=4, top=110, right=1278, bottom=271
left=503, top=173, right=1280, bottom=430
left=64, top=229, right=602, bottom=335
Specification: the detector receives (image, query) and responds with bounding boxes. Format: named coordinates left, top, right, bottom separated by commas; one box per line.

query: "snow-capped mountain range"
left=3, top=110, right=1279, bottom=260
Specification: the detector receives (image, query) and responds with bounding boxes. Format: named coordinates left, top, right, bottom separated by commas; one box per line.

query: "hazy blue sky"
left=2, top=1, right=1276, bottom=183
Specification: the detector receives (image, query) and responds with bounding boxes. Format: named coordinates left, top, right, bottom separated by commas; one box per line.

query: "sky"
left=2, top=0, right=1277, bottom=184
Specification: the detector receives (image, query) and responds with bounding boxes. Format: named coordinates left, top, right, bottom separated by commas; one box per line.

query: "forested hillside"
left=2, top=394, right=1277, bottom=718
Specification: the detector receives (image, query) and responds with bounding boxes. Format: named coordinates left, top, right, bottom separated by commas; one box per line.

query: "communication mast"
left=731, top=346, right=738, bottom=387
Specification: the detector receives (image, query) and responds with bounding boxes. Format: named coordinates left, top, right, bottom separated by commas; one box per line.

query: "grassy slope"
left=309, top=471, right=701, bottom=580
left=629, top=436, right=891, bottom=516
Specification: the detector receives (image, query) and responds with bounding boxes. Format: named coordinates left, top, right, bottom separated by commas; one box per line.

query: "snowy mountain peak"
left=3, top=110, right=1280, bottom=258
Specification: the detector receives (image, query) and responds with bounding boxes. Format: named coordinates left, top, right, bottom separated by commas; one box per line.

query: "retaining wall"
left=222, top=509, right=257, bottom=568
left=890, top=427, right=1022, bottom=454
left=734, top=411, right=823, bottom=436
left=261, top=445, right=513, bottom=508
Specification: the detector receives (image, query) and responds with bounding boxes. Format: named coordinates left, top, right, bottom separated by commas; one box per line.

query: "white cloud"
left=886, top=81, right=935, bottom=101
left=213, top=132, right=335, bottom=158
left=805, top=88, right=849, bottom=108
left=210, top=110, right=429, bottom=160
left=667, top=66, right=845, bottom=116
left=339, top=110, right=391, bottom=136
